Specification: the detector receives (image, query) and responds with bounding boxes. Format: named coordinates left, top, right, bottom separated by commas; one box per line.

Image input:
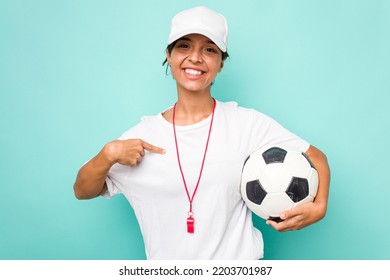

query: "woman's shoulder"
left=217, top=100, right=268, bottom=118
left=117, top=112, right=168, bottom=140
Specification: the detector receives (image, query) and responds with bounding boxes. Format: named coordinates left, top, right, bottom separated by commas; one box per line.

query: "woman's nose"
left=188, top=49, right=203, bottom=63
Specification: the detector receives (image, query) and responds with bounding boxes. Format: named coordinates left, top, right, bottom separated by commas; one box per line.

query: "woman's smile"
left=184, top=68, right=204, bottom=76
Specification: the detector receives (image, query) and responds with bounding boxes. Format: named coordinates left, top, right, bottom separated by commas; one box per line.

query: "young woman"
left=73, top=6, right=330, bottom=260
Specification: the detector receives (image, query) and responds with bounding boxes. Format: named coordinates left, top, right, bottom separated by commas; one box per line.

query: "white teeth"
left=185, top=68, right=203, bottom=75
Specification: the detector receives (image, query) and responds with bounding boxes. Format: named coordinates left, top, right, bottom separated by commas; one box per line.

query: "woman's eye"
left=177, top=43, right=189, bottom=49
left=205, top=47, right=216, bottom=53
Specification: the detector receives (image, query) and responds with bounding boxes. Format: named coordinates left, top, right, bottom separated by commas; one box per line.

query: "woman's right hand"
left=103, top=139, right=166, bottom=167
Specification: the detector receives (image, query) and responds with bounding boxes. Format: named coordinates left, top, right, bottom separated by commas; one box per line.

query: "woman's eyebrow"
left=179, top=37, right=216, bottom=45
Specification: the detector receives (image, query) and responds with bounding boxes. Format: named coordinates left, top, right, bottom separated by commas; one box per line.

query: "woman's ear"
left=218, top=60, right=224, bottom=72
left=166, top=50, right=171, bottom=65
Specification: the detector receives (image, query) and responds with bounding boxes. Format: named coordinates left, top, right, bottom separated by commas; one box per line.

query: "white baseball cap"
left=167, top=6, right=228, bottom=52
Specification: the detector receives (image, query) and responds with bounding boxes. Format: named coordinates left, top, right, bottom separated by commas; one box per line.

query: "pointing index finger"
left=142, top=141, right=166, bottom=154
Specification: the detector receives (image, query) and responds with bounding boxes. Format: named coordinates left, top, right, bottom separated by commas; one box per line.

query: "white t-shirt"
left=104, top=100, right=310, bottom=259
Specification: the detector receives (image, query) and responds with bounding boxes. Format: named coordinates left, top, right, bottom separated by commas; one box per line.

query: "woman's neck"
left=163, top=93, right=215, bottom=126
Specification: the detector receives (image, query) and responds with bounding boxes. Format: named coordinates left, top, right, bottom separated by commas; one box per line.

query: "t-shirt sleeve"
left=101, top=162, right=130, bottom=198
left=239, top=106, right=310, bottom=154
left=102, top=173, right=121, bottom=199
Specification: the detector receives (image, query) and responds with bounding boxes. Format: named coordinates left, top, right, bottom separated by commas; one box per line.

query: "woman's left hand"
left=266, top=201, right=326, bottom=232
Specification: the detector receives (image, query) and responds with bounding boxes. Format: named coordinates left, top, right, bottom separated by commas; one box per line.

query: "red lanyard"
left=172, top=98, right=216, bottom=234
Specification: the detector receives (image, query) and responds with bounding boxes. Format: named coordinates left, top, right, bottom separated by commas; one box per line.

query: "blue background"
left=1, top=0, right=389, bottom=259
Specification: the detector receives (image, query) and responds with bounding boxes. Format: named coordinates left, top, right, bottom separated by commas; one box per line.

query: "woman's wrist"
left=313, top=200, right=327, bottom=221
left=101, top=141, right=120, bottom=166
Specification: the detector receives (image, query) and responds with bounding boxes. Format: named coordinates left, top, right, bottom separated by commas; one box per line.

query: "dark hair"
left=162, top=40, right=229, bottom=75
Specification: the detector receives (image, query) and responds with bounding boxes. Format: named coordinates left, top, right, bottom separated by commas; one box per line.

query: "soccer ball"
left=240, top=146, right=318, bottom=221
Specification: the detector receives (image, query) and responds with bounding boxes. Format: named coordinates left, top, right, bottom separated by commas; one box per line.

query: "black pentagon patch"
left=286, top=177, right=309, bottom=202
left=262, top=147, right=287, bottom=164
left=246, top=180, right=267, bottom=205
left=268, top=216, right=284, bottom=223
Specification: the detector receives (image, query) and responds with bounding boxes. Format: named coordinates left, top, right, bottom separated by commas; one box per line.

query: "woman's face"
left=166, top=33, right=224, bottom=94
